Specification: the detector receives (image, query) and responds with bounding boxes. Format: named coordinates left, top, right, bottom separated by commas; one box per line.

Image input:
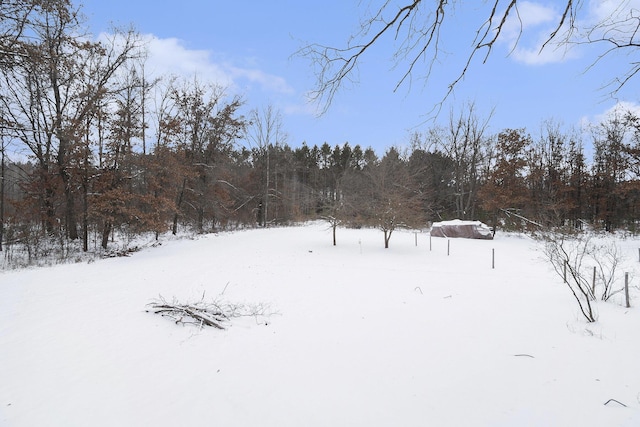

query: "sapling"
left=542, top=232, right=597, bottom=322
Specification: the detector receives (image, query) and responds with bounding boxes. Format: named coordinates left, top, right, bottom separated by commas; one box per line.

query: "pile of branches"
left=147, top=294, right=274, bottom=330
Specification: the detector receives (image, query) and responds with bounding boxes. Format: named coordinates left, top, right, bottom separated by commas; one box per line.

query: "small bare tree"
left=592, top=240, right=624, bottom=302
left=541, top=231, right=628, bottom=322
left=320, top=195, right=345, bottom=246
left=542, top=232, right=597, bottom=323
left=344, top=147, right=424, bottom=249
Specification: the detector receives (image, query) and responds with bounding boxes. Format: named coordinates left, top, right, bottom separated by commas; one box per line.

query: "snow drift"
left=1, top=223, right=639, bottom=426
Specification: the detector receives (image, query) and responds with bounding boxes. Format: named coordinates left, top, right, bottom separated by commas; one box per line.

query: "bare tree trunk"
left=62, top=179, right=78, bottom=240
left=82, top=193, right=88, bottom=251
left=82, top=118, right=91, bottom=252
left=197, top=206, right=204, bottom=233
left=0, top=140, right=4, bottom=251
left=101, top=221, right=111, bottom=250
left=264, top=147, right=270, bottom=227
left=332, top=223, right=337, bottom=246
left=172, top=212, right=179, bottom=236
left=173, top=178, right=187, bottom=235
left=43, top=185, right=56, bottom=235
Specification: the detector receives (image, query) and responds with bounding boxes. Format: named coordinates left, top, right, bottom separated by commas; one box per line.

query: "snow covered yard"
left=1, top=222, right=639, bottom=426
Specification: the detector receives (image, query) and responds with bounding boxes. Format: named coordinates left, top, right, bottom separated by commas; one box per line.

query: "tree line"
left=2, top=1, right=640, bottom=261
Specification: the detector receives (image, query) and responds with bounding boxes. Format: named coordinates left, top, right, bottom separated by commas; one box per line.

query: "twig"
left=514, top=354, right=535, bottom=358
left=604, top=399, right=627, bottom=407
left=221, top=282, right=230, bottom=295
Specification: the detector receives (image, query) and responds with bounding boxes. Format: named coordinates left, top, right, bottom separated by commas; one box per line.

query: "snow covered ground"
left=1, top=222, right=639, bottom=426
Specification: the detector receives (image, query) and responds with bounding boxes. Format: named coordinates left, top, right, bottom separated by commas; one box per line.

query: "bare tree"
left=345, top=147, right=424, bottom=248
left=406, top=130, right=454, bottom=221
left=1, top=2, right=142, bottom=239
left=0, top=129, right=6, bottom=251
left=589, top=114, right=630, bottom=231
left=479, top=128, right=531, bottom=232
left=525, top=120, right=573, bottom=227
left=320, top=173, right=349, bottom=246
left=541, top=229, right=629, bottom=322
left=542, top=232, right=597, bottom=323
left=441, top=103, right=492, bottom=220
left=164, top=78, right=246, bottom=234
left=591, top=240, right=624, bottom=302
left=247, top=105, right=288, bottom=227
left=300, top=1, right=639, bottom=113
left=0, top=0, right=41, bottom=68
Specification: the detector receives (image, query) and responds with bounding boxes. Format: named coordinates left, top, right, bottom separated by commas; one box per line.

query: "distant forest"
left=3, top=1, right=640, bottom=261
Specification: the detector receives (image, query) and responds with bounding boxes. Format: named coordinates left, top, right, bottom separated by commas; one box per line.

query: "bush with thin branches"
left=541, top=232, right=596, bottom=322
left=540, top=230, right=628, bottom=322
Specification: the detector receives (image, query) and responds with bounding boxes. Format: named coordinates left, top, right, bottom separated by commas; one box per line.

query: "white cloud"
left=143, top=36, right=232, bottom=85
left=227, top=65, right=294, bottom=95
left=499, top=1, right=578, bottom=65
left=580, top=100, right=640, bottom=128
left=587, top=0, right=640, bottom=23
left=104, top=33, right=297, bottom=97
left=509, top=0, right=640, bottom=66
left=502, top=1, right=556, bottom=37
left=511, top=42, right=576, bottom=65
left=282, top=95, right=322, bottom=116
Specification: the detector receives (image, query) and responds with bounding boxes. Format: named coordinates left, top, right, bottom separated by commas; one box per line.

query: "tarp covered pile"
left=430, top=220, right=493, bottom=240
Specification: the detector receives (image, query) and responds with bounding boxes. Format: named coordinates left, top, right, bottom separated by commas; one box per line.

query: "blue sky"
left=81, top=0, right=640, bottom=154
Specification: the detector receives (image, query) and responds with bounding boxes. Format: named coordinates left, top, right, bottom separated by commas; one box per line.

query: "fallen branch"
left=152, top=305, right=226, bottom=329
left=500, top=208, right=543, bottom=228
left=147, top=294, right=277, bottom=330
left=148, top=297, right=228, bottom=329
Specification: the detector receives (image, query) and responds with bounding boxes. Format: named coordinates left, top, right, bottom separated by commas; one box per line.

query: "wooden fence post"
left=625, top=272, right=631, bottom=308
